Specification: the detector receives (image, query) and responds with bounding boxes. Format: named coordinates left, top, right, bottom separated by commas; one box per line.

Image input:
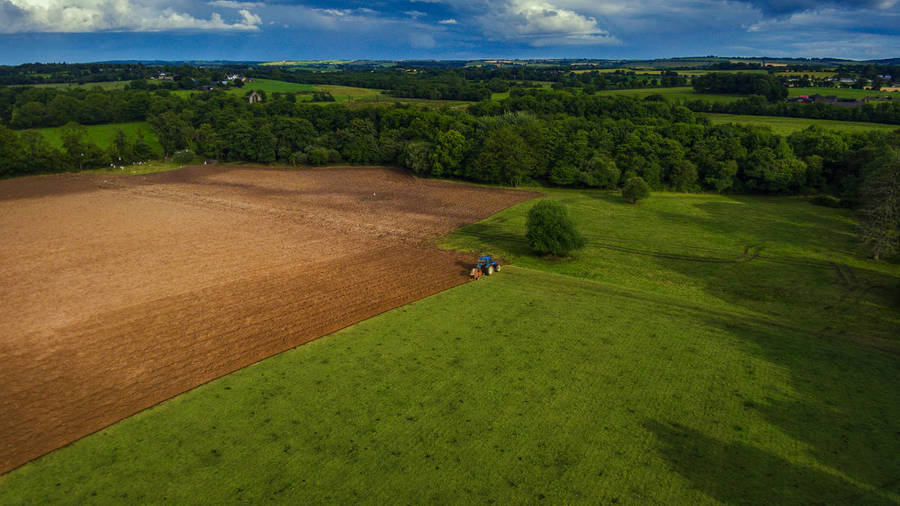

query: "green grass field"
left=1, top=188, right=897, bottom=503
left=700, top=113, right=900, bottom=135
left=595, top=87, right=745, bottom=103
left=233, top=78, right=316, bottom=95
left=789, top=87, right=900, bottom=99
left=33, top=121, right=163, bottom=155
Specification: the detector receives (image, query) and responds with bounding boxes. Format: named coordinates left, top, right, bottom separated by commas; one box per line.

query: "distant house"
left=247, top=90, right=263, bottom=104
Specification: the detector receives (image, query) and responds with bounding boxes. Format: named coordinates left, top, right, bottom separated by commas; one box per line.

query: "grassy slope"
left=700, top=113, right=900, bottom=135
left=1, top=189, right=897, bottom=503
left=595, top=87, right=744, bottom=103
left=32, top=121, right=163, bottom=154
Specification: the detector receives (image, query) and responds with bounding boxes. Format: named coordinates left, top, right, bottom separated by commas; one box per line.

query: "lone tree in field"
left=622, top=176, right=651, bottom=204
left=526, top=200, right=586, bottom=256
left=858, top=152, right=900, bottom=261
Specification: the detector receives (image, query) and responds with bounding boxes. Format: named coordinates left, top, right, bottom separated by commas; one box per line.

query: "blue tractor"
left=470, top=255, right=501, bottom=280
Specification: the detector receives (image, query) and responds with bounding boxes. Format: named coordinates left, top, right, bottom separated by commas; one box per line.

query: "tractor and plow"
left=470, top=255, right=501, bottom=281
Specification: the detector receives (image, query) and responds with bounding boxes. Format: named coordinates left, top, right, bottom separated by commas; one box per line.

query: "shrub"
left=526, top=200, right=586, bottom=256
left=622, top=176, right=651, bottom=204
left=288, top=151, right=308, bottom=166
left=172, top=150, right=195, bottom=164
left=307, top=147, right=331, bottom=166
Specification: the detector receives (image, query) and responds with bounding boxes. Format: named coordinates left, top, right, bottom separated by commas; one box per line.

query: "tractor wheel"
left=487, top=265, right=494, bottom=275
left=495, top=264, right=501, bottom=272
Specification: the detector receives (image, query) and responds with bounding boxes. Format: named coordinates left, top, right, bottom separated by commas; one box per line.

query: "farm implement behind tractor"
left=470, top=255, right=501, bottom=280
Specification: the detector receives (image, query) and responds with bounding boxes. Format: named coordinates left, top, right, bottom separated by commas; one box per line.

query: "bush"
left=525, top=200, right=586, bottom=256
left=288, top=151, right=308, bottom=166
left=171, top=150, right=195, bottom=164
left=307, top=147, right=331, bottom=166
left=622, top=176, right=651, bottom=204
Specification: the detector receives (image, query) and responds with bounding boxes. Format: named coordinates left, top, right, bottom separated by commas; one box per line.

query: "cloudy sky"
left=0, top=0, right=898, bottom=63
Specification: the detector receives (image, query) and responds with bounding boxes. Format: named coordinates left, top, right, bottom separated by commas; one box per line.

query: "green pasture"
left=595, top=87, right=744, bottom=103
left=238, top=78, right=316, bottom=94
left=314, top=84, right=383, bottom=103
left=700, top=113, right=900, bottom=135
left=788, top=87, right=900, bottom=99
left=32, top=121, right=162, bottom=155
left=1, top=188, right=897, bottom=504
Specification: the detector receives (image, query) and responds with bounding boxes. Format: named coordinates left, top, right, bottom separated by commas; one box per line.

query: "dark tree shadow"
left=644, top=419, right=890, bottom=505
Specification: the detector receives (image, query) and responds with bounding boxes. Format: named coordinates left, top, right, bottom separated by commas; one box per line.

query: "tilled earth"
left=0, top=165, right=535, bottom=474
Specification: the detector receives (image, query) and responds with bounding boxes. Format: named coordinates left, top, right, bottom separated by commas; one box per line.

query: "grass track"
left=700, top=113, right=900, bottom=135
left=0, top=189, right=897, bottom=503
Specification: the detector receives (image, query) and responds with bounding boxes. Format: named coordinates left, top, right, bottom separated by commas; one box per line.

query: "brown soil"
left=0, top=165, right=536, bottom=474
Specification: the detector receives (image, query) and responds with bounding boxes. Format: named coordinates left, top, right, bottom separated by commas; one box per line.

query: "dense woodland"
left=1, top=85, right=898, bottom=205
left=692, top=73, right=788, bottom=102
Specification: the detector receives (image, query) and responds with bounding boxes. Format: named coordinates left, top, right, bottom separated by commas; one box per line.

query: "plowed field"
left=0, top=165, right=535, bottom=474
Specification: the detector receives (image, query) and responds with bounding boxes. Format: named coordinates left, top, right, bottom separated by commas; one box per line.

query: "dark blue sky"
left=0, top=0, right=898, bottom=64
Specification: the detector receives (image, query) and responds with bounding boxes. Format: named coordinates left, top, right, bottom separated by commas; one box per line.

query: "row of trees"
left=693, top=73, right=789, bottom=102
left=687, top=95, right=900, bottom=125
left=0, top=122, right=157, bottom=178
left=3, top=87, right=898, bottom=202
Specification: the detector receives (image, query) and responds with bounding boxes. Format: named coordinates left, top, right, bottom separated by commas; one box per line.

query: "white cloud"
left=207, top=0, right=262, bottom=8
left=438, top=18, right=457, bottom=24
left=476, top=0, right=620, bottom=46
left=0, top=0, right=262, bottom=33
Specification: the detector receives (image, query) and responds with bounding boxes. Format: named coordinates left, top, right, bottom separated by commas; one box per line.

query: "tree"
left=858, top=152, right=900, bottom=260
left=403, top=141, right=432, bottom=176
left=0, top=125, right=25, bottom=177
left=473, top=126, right=536, bottom=186
left=525, top=200, right=586, bottom=256
left=428, top=129, right=467, bottom=177
left=622, top=176, right=651, bottom=204
left=579, top=153, right=620, bottom=189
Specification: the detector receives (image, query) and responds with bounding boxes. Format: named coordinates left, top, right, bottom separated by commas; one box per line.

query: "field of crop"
left=33, top=121, right=163, bottom=154
left=0, top=166, right=533, bottom=475
left=595, top=87, right=744, bottom=103
left=700, top=113, right=900, bottom=135
left=788, top=87, right=900, bottom=99
left=1, top=187, right=897, bottom=503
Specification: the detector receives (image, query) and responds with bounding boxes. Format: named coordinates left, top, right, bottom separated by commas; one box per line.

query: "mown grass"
left=236, top=78, right=316, bottom=94
left=82, top=160, right=186, bottom=176
left=32, top=121, right=163, bottom=154
left=700, top=113, right=900, bottom=135
left=1, top=188, right=897, bottom=503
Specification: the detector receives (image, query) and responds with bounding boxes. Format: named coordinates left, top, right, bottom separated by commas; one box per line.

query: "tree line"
left=3, top=88, right=897, bottom=203
left=692, top=73, right=789, bottom=102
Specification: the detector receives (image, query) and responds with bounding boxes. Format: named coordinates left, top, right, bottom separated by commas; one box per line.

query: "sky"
left=0, top=0, right=898, bottom=64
